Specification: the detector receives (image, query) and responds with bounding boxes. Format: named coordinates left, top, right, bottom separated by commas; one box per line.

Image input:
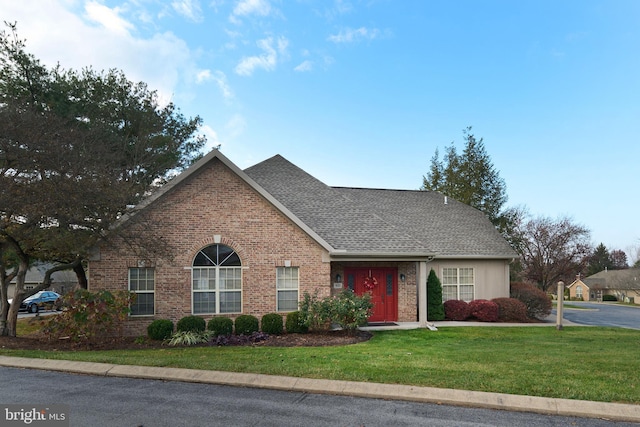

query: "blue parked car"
left=8, top=291, right=61, bottom=313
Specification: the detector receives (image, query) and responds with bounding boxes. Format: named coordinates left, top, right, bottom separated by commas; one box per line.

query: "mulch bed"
left=0, top=330, right=372, bottom=352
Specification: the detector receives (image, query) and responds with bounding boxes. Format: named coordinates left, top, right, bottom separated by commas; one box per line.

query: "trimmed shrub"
left=444, top=299, right=470, bottom=321
left=235, top=314, right=259, bottom=335
left=468, top=299, right=499, bottom=322
left=602, top=294, right=618, bottom=302
left=285, top=311, right=308, bottom=334
left=510, top=282, right=552, bottom=320
left=207, top=317, right=233, bottom=337
left=176, top=315, right=206, bottom=333
left=261, top=313, right=284, bottom=335
left=147, top=319, right=174, bottom=340
left=427, top=269, right=445, bottom=321
left=492, top=298, right=529, bottom=322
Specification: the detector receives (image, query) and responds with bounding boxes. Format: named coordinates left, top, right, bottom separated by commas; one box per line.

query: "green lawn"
left=3, top=326, right=639, bottom=404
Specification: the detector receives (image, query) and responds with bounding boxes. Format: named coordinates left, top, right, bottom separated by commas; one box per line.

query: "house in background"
left=87, top=150, right=516, bottom=335
left=567, top=269, right=640, bottom=303
left=7, top=262, right=77, bottom=298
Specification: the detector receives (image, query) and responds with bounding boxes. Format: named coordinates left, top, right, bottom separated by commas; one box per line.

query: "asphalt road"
left=558, top=302, right=640, bottom=329
left=1, top=367, right=637, bottom=427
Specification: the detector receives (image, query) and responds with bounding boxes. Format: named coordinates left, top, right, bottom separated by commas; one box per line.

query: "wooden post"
left=556, top=281, right=565, bottom=330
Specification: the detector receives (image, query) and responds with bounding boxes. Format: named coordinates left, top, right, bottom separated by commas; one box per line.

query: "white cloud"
left=235, top=36, right=288, bottom=76
left=0, top=1, right=196, bottom=108
left=233, top=0, right=272, bottom=17
left=172, top=0, right=204, bottom=22
left=294, top=60, right=313, bottom=72
left=84, top=1, right=133, bottom=36
left=201, top=124, right=223, bottom=152
left=212, top=70, right=234, bottom=99
left=328, top=26, right=381, bottom=44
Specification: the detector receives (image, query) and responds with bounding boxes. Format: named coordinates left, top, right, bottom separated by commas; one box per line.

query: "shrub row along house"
left=87, top=150, right=517, bottom=334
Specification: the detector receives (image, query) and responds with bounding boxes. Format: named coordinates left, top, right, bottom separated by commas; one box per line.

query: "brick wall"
left=89, top=158, right=330, bottom=335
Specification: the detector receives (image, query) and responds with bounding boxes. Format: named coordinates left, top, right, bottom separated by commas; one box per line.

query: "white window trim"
left=441, top=267, right=475, bottom=302
left=192, top=266, right=243, bottom=315
left=129, top=267, right=155, bottom=317
left=276, top=266, right=299, bottom=312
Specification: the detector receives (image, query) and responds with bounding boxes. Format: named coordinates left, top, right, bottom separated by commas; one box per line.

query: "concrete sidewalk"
left=0, top=355, right=638, bottom=423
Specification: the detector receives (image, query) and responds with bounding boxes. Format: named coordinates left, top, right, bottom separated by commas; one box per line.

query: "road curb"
left=1, top=356, right=639, bottom=422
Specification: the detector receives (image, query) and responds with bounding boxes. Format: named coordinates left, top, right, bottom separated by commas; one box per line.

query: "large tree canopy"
left=512, top=214, right=591, bottom=292
left=421, top=127, right=507, bottom=226
left=0, top=23, right=206, bottom=336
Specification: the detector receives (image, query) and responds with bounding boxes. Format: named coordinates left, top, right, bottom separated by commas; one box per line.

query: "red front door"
left=345, top=267, right=398, bottom=323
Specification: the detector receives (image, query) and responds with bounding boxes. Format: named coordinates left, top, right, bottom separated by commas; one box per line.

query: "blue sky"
left=2, top=0, right=639, bottom=262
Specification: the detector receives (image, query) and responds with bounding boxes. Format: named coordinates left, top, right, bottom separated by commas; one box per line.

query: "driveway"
left=556, top=302, right=640, bottom=330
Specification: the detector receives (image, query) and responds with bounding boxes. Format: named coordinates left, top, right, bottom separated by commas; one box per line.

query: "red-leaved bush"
left=510, top=282, right=552, bottom=320
left=468, top=299, right=499, bottom=322
left=491, top=298, right=529, bottom=322
left=444, top=299, right=470, bottom=321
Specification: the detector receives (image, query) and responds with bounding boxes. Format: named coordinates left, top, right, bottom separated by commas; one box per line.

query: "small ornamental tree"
left=427, top=269, right=445, bottom=321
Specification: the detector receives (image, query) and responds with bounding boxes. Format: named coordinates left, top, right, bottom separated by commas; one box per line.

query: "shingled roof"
left=245, top=155, right=516, bottom=259
left=583, top=269, right=640, bottom=291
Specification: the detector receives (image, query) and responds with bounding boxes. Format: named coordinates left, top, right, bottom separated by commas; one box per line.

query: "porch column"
left=417, top=261, right=428, bottom=326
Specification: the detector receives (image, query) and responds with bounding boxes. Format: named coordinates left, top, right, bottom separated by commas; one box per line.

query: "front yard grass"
left=3, top=325, right=639, bottom=404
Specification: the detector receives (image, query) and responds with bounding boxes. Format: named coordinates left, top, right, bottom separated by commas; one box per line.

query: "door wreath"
left=363, top=275, right=378, bottom=291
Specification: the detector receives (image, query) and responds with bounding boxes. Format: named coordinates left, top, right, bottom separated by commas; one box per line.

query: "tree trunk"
left=74, top=261, right=88, bottom=289
left=3, top=258, right=28, bottom=337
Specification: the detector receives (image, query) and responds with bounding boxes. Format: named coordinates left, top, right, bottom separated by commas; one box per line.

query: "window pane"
left=276, top=267, right=299, bottom=289
left=130, top=293, right=154, bottom=316
left=219, top=268, right=242, bottom=290
left=442, top=268, right=458, bottom=285
left=277, top=290, right=298, bottom=311
left=193, top=292, right=216, bottom=314
left=442, top=285, right=457, bottom=302
left=459, top=285, right=474, bottom=302
left=193, top=268, right=215, bottom=290
left=220, top=291, right=241, bottom=313
left=459, top=268, right=474, bottom=284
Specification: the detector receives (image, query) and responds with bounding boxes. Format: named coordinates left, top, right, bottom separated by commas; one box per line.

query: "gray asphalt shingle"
left=245, top=155, right=516, bottom=258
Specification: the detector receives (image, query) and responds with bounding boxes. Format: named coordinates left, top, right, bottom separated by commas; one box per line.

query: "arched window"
left=192, top=244, right=242, bottom=314
left=576, top=285, right=582, bottom=299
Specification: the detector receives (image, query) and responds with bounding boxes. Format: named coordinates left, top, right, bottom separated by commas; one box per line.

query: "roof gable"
left=125, top=150, right=335, bottom=253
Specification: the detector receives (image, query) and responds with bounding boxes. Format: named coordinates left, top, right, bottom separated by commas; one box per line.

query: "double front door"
left=344, top=267, right=398, bottom=323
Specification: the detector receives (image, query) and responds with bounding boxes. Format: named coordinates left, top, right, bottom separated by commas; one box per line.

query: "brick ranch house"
left=567, top=269, right=640, bottom=303
left=87, top=150, right=517, bottom=335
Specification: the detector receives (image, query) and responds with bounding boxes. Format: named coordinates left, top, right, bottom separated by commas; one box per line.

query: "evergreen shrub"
left=235, top=314, right=259, bottom=335
left=261, top=313, right=284, bottom=335
left=147, top=319, right=174, bottom=340
left=176, top=315, right=206, bottom=333
left=285, top=311, right=308, bottom=334
left=207, top=317, right=233, bottom=337
left=427, top=269, right=445, bottom=321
